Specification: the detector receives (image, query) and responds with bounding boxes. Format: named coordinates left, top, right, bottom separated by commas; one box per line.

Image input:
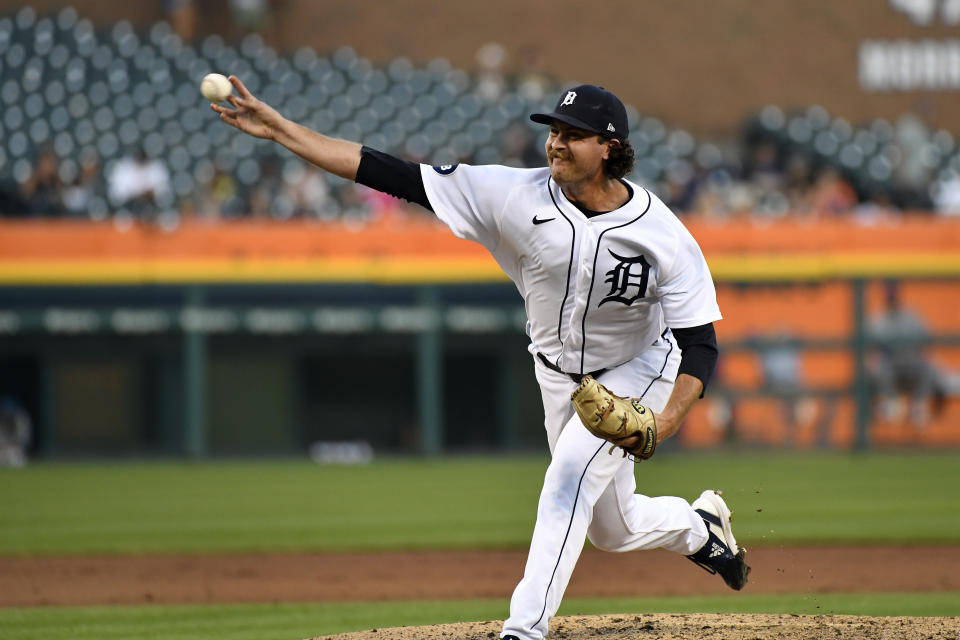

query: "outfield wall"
left=0, top=217, right=958, bottom=457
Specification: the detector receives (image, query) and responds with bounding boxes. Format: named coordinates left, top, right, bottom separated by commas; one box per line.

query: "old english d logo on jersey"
left=600, top=250, right=651, bottom=306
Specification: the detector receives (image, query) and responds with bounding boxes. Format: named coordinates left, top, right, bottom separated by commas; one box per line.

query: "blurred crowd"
left=4, top=110, right=959, bottom=226
left=662, top=106, right=960, bottom=224
left=0, top=142, right=399, bottom=225
left=2, top=3, right=960, bottom=225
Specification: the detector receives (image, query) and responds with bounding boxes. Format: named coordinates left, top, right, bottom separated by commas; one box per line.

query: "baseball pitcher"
left=212, top=78, right=749, bottom=640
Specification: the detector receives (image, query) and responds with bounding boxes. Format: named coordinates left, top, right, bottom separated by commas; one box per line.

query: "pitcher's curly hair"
left=603, top=139, right=635, bottom=179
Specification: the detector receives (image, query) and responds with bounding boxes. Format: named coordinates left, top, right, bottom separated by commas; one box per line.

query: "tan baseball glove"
left=570, top=375, right=658, bottom=460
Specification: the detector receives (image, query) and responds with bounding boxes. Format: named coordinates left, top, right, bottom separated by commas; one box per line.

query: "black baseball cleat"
left=686, top=489, right=751, bottom=590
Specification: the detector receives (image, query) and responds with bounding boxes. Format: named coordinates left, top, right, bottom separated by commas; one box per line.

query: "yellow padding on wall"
left=0, top=253, right=958, bottom=285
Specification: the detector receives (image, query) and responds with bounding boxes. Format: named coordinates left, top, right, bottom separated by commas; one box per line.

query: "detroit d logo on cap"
left=433, top=164, right=458, bottom=175
left=560, top=91, right=577, bottom=106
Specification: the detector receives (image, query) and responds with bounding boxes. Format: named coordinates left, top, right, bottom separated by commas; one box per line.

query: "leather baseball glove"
left=570, top=375, right=658, bottom=460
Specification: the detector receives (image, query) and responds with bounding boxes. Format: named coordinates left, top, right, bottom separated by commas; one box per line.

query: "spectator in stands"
left=931, top=169, right=960, bottom=216
left=163, top=0, right=198, bottom=41
left=689, top=168, right=744, bottom=219
left=475, top=42, right=507, bottom=102
left=247, top=154, right=284, bottom=218
left=62, top=149, right=102, bottom=218
left=20, top=147, right=65, bottom=217
left=230, top=0, right=272, bottom=36
left=336, top=182, right=374, bottom=224
left=808, top=165, right=857, bottom=216
left=354, top=183, right=404, bottom=221
left=513, top=45, right=551, bottom=103
left=284, top=164, right=338, bottom=220
left=0, top=396, right=31, bottom=468
left=867, top=281, right=944, bottom=427
left=739, top=140, right=794, bottom=218
left=893, top=106, right=934, bottom=195
left=754, top=329, right=820, bottom=444
left=107, top=145, right=172, bottom=217
left=662, top=159, right=700, bottom=214
left=212, top=168, right=246, bottom=217
left=187, top=166, right=245, bottom=219
left=498, top=122, right=542, bottom=169
left=853, top=187, right=899, bottom=225
left=771, top=152, right=810, bottom=214
left=743, top=139, right=783, bottom=193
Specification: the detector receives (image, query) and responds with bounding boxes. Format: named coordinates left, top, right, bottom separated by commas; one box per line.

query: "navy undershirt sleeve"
left=672, top=323, right=719, bottom=396
left=354, top=146, right=433, bottom=212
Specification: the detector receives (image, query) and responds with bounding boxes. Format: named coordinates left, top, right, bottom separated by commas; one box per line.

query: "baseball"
left=201, top=73, right=232, bottom=102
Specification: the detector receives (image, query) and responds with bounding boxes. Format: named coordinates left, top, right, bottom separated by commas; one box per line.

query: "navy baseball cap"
left=530, top=84, right=629, bottom=139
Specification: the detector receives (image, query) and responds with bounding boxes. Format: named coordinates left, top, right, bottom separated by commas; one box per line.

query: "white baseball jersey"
left=420, top=163, right=722, bottom=374
left=421, top=161, right=722, bottom=640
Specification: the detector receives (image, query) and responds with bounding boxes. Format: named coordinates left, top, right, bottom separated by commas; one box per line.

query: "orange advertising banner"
left=0, top=217, right=958, bottom=284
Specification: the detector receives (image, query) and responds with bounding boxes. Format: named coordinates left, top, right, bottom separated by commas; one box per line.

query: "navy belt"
left=537, top=352, right=607, bottom=384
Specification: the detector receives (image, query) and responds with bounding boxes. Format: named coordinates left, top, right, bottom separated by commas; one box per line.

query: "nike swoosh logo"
left=532, top=215, right=556, bottom=225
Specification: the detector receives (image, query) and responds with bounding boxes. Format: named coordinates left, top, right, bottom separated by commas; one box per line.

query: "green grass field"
left=2, top=451, right=959, bottom=555
left=1, top=451, right=959, bottom=639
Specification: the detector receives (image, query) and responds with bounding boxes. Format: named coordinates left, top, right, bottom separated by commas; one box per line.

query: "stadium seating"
left=743, top=103, right=955, bottom=209
left=0, top=6, right=698, bottom=218
left=0, top=5, right=956, bottom=218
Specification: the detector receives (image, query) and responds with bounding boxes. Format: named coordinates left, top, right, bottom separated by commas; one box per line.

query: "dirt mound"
left=313, top=613, right=958, bottom=640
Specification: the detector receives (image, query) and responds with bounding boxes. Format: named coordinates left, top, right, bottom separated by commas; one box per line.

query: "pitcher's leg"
left=502, top=415, right=623, bottom=640
left=504, top=342, right=684, bottom=639
left=582, top=343, right=705, bottom=554
left=587, top=465, right=707, bottom=554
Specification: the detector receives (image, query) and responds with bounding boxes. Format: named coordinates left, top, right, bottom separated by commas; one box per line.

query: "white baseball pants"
left=502, top=333, right=709, bottom=640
